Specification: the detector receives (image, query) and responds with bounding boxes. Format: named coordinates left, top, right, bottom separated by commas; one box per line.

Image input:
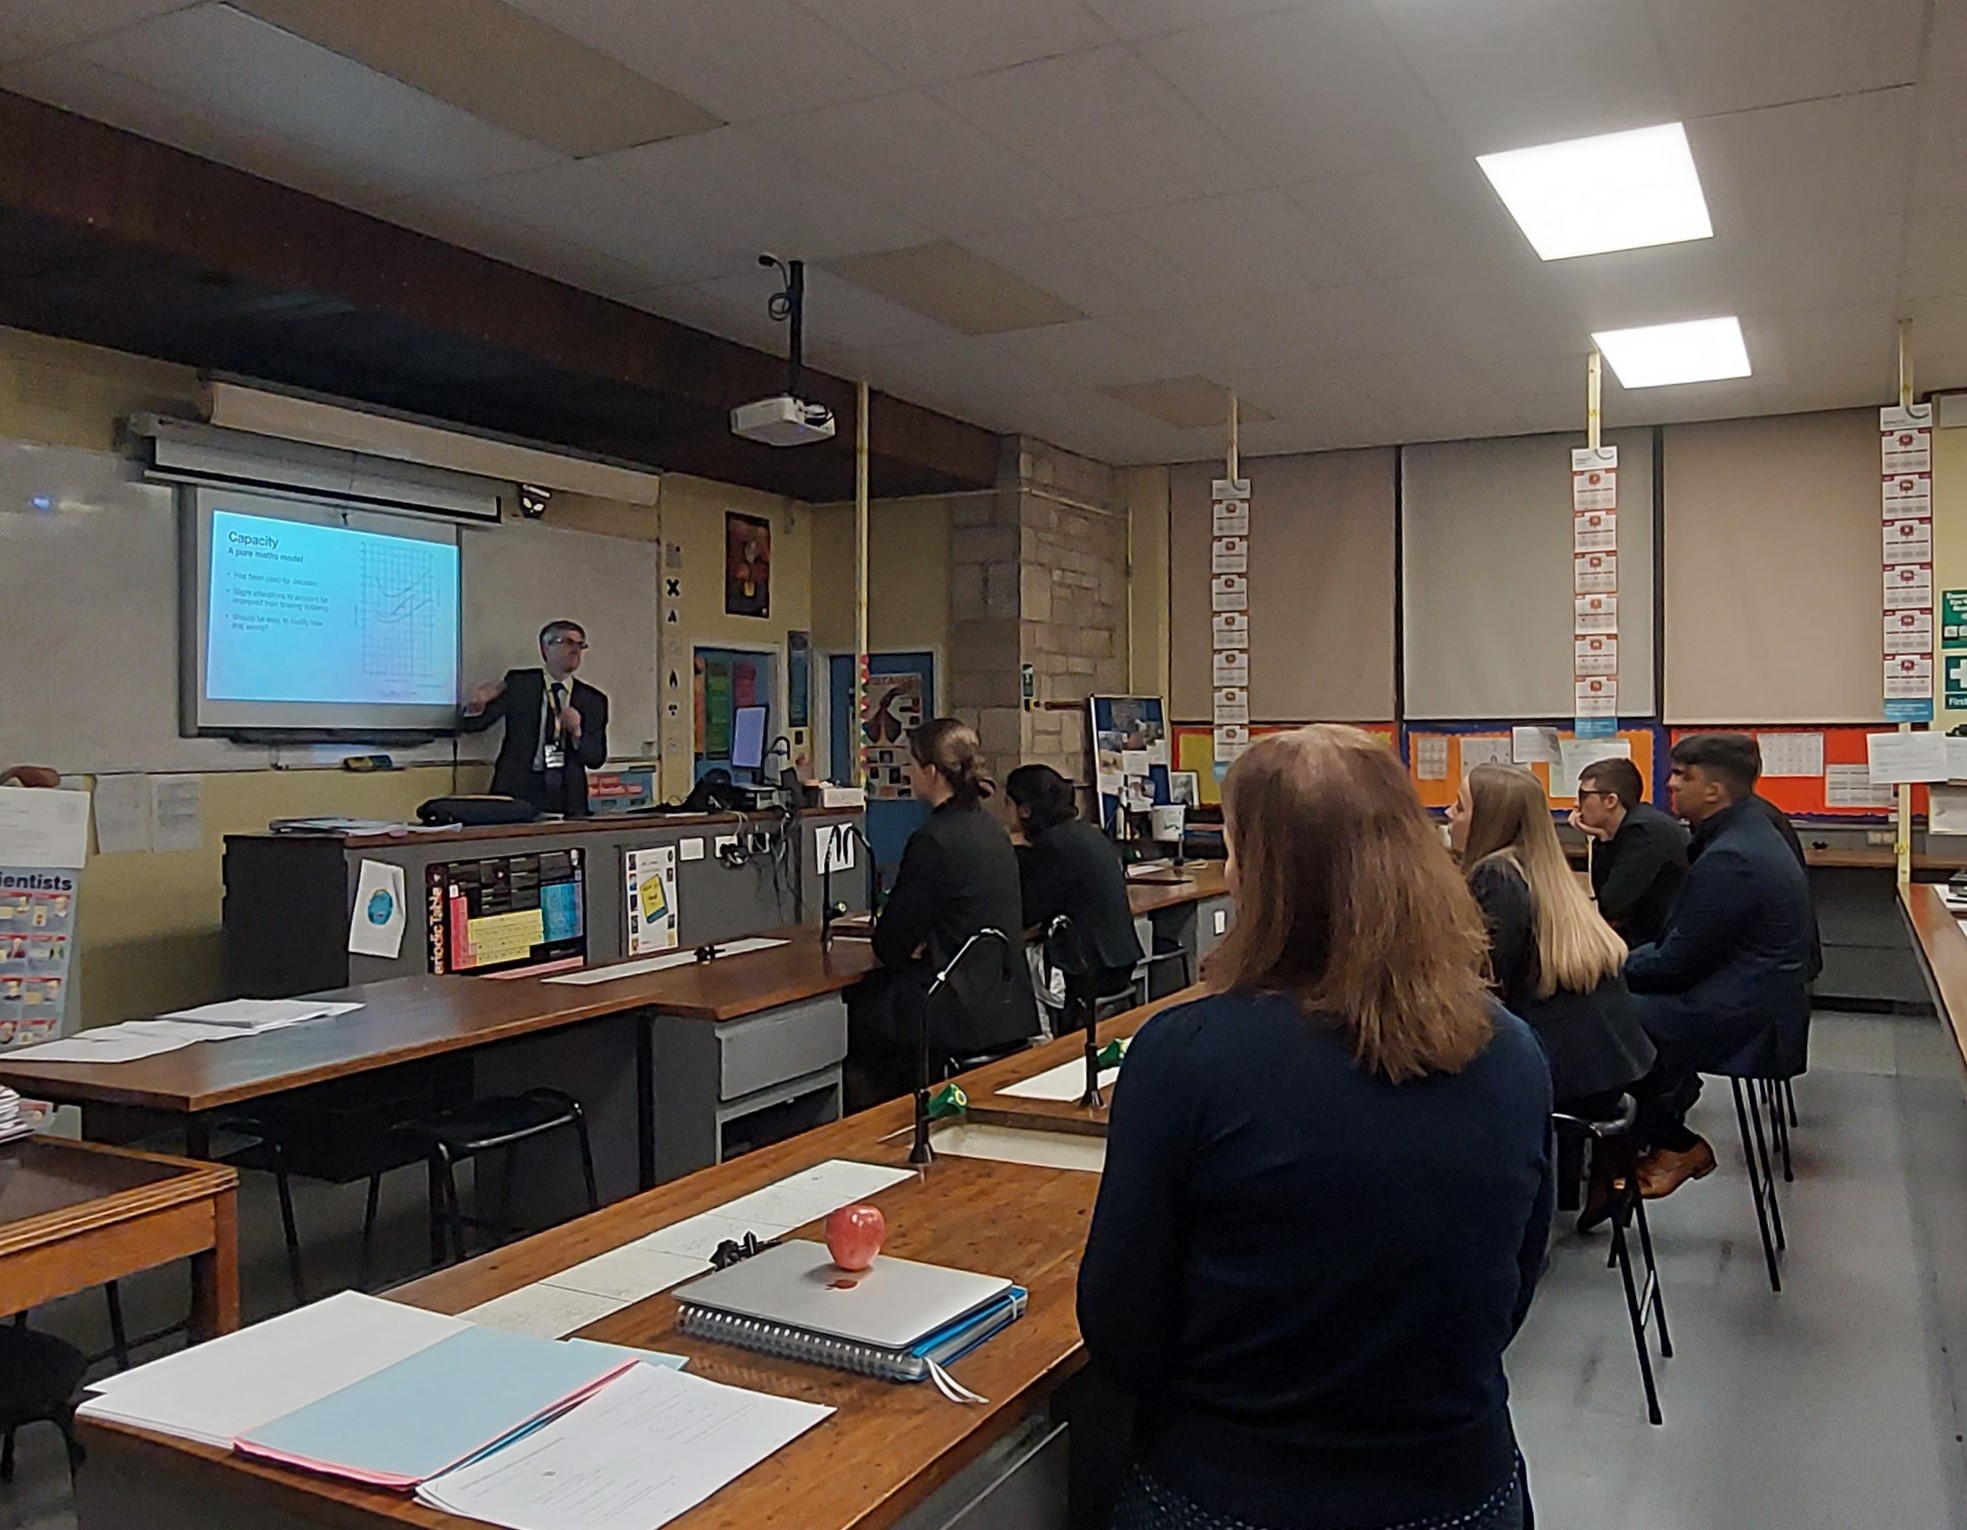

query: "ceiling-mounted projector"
left=733, top=254, right=836, bottom=448
left=731, top=394, right=835, bottom=446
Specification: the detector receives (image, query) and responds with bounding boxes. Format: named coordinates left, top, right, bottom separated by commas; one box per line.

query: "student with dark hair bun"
left=845, top=719, right=1037, bottom=1107
left=1005, top=763, right=1141, bottom=1004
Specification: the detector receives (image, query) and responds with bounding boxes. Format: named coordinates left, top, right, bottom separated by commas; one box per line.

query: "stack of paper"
left=78, top=1292, right=470, bottom=1448
left=462, top=1160, right=918, bottom=1338
left=6, top=1000, right=363, bottom=1065
left=0, top=1086, right=26, bottom=1143
left=414, top=1362, right=832, bottom=1530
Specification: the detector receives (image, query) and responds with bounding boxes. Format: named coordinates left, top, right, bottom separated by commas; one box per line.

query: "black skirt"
left=1110, top=1460, right=1528, bottom=1530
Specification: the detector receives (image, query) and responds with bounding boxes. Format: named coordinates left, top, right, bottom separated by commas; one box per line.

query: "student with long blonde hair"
left=1079, top=727, right=1551, bottom=1530
left=1449, top=763, right=1656, bottom=1118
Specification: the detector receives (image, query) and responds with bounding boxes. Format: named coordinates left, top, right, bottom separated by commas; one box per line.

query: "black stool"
left=1726, top=1073, right=1787, bottom=1293
left=1553, top=1096, right=1672, bottom=1425
left=398, top=1089, right=600, bottom=1265
left=0, top=1324, right=89, bottom=1481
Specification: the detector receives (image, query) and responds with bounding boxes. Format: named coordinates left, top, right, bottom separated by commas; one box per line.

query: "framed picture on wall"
left=725, top=513, right=771, bottom=617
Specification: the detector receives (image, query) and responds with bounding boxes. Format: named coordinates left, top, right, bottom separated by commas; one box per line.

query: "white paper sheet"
left=1414, top=737, right=1449, bottom=782
left=1459, top=737, right=1513, bottom=774
left=1948, top=738, right=1967, bottom=782
left=6, top=1026, right=199, bottom=1063
left=544, top=938, right=787, bottom=987
left=1511, top=727, right=1558, bottom=765
left=1825, top=763, right=1895, bottom=809
left=1758, top=732, right=1825, bottom=779
left=414, top=1362, right=833, bottom=1530
left=0, top=787, right=89, bottom=868
left=713, top=1161, right=917, bottom=1231
left=462, top=1285, right=631, bottom=1339
left=77, top=1292, right=467, bottom=1446
left=630, top=1213, right=784, bottom=1264
left=1866, top=730, right=1950, bottom=785
left=151, top=775, right=204, bottom=854
left=1929, top=786, right=1967, bottom=836
left=542, top=1245, right=712, bottom=1304
left=348, top=860, right=408, bottom=959
left=1557, top=738, right=1631, bottom=799
left=1000, top=1057, right=1121, bottom=1101
left=91, top=775, right=152, bottom=855
left=160, top=998, right=362, bottom=1029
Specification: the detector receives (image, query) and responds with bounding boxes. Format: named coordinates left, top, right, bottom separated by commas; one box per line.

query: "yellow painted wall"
left=808, top=497, right=955, bottom=657
left=1937, top=419, right=1967, bottom=730
left=1119, top=466, right=1170, bottom=699
left=0, top=326, right=810, bottom=1021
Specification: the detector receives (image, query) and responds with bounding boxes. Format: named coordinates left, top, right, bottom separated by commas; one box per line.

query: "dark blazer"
left=1018, top=819, right=1142, bottom=985
left=1626, top=798, right=1813, bottom=1078
left=1468, top=856, right=1657, bottom=1102
left=458, top=668, right=608, bottom=816
left=1589, top=801, right=1688, bottom=948
left=1078, top=991, right=1552, bottom=1529
left=873, top=800, right=1037, bottom=1054
left=1747, top=792, right=1823, bottom=981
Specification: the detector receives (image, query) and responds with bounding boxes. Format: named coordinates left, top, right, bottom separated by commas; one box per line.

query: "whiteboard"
left=460, top=518, right=661, bottom=759
left=0, top=440, right=660, bottom=773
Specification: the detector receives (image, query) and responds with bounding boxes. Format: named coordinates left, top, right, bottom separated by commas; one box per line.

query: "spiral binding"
left=676, top=1306, right=932, bottom=1382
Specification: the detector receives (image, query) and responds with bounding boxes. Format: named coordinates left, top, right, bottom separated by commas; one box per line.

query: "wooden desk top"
left=80, top=1081, right=1104, bottom=1530
left=1901, top=883, right=1967, bottom=1069
left=1126, top=860, right=1230, bottom=915
left=0, top=1136, right=237, bottom=1263
left=964, top=987, right=1206, bottom=1137
left=227, top=805, right=861, bottom=851
left=0, top=930, right=879, bottom=1114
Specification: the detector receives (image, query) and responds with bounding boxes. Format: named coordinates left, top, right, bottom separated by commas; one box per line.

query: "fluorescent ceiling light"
left=1478, top=123, right=1712, bottom=261
left=1592, top=317, right=1751, bottom=388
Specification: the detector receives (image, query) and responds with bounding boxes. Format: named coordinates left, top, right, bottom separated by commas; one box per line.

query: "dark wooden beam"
left=0, top=90, right=1001, bottom=501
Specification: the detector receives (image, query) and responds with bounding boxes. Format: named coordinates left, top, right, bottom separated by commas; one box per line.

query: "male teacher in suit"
left=460, top=619, right=608, bottom=816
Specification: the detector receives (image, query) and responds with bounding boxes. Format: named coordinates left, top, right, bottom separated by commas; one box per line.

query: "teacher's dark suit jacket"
left=458, top=668, right=608, bottom=816
left=1626, top=798, right=1813, bottom=1078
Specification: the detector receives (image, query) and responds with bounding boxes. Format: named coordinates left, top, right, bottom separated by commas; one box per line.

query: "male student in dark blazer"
left=1572, top=755, right=1688, bottom=947
left=459, top=620, right=608, bottom=816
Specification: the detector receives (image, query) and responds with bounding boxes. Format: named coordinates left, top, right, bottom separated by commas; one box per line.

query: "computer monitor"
left=731, top=705, right=768, bottom=774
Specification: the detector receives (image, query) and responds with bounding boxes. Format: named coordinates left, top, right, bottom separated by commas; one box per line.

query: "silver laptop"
left=672, top=1239, right=1012, bottom=1350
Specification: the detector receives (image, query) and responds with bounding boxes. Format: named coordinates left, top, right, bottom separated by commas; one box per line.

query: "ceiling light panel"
left=1592, top=316, right=1751, bottom=388
left=1478, top=122, right=1712, bottom=261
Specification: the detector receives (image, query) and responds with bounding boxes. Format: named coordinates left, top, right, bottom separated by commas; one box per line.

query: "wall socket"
left=714, top=834, right=739, bottom=858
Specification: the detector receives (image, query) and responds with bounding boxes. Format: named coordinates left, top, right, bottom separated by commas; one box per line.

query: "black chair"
left=395, top=1088, right=601, bottom=1265
left=1553, top=1096, right=1672, bottom=1425
left=1043, top=915, right=1107, bottom=1107
left=912, top=930, right=1020, bottom=1164
left=0, top=1323, right=89, bottom=1482
left=1726, top=1072, right=1787, bottom=1293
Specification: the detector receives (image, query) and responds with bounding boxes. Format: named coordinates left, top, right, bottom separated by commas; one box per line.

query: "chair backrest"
left=924, top=928, right=1016, bottom=1054
left=1042, top=914, right=1093, bottom=977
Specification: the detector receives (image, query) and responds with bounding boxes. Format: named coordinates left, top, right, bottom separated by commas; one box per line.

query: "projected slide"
left=205, top=510, right=459, bottom=706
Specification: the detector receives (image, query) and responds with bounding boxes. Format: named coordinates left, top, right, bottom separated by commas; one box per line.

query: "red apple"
left=825, top=1203, right=885, bottom=1271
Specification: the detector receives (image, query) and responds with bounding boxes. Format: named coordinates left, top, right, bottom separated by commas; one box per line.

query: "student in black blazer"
left=1006, top=763, right=1142, bottom=1002
left=459, top=620, right=609, bottom=816
left=846, top=719, right=1037, bottom=1109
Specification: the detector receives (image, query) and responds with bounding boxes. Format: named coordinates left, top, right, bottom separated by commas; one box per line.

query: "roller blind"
left=1169, top=449, right=1395, bottom=722
left=1402, top=429, right=1656, bottom=721
left=1663, top=410, right=1881, bottom=725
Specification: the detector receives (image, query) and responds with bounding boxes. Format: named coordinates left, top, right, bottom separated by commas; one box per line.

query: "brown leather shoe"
left=1637, top=1138, right=1717, bottom=1200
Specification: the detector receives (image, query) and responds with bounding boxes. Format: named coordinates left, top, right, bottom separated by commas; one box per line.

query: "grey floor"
left=6, top=1012, right=1967, bottom=1530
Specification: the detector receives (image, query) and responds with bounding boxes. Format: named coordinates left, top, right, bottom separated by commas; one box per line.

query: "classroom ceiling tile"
left=961, top=217, right=1203, bottom=319
left=824, top=242, right=1084, bottom=335
left=793, top=0, right=1116, bottom=85
left=1930, top=0, right=1967, bottom=80
left=377, top=192, right=664, bottom=304
left=76, top=5, right=564, bottom=195
left=1015, top=388, right=1198, bottom=463
left=1643, top=0, right=1925, bottom=116
left=1599, top=374, right=1766, bottom=426
left=439, top=128, right=930, bottom=288
left=747, top=93, right=1090, bottom=237
left=1079, top=0, right=1318, bottom=42
left=1721, top=214, right=1905, bottom=312
left=1904, top=205, right=1967, bottom=302
left=1744, top=304, right=1900, bottom=383
left=1912, top=81, right=1967, bottom=210
left=227, top=0, right=724, bottom=158
left=1137, top=4, right=1465, bottom=183
left=1106, top=301, right=1338, bottom=376
left=501, top=0, right=905, bottom=123
left=934, top=46, right=1265, bottom=213
left=1909, top=296, right=1967, bottom=361
left=0, top=0, right=192, bottom=62
left=1104, top=375, right=1269, bottom=429
left=975, top=321, right=1180, bottom=391
left=1372, top=0, right=1678, bottom=153
left=1386, top=266, right=1585, bottom=362
left=1688, top=89, right=1917, bottom=237
left=1119, top=190, right=1370, bottom=297
left=1288, top=161, right=1536, bottom=280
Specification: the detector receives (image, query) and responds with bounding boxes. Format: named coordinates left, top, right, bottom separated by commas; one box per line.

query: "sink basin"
left=929, top=1122, right=1106, bottom=1174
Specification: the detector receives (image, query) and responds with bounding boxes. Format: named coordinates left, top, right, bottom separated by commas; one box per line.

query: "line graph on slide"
left=360, top=540, right=442, bottom=685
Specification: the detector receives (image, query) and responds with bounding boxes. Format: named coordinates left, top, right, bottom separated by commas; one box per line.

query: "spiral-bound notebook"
left=672, top=1240, right=1026, bottom=1384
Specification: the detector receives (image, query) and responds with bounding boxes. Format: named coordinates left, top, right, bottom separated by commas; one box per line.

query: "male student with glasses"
left=460, top=620, right=609, bottom=816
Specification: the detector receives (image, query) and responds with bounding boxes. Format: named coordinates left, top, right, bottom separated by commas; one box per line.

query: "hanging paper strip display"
left=1211, top=478, right=1251, bottom=776
left=1571, top=447, right=1618, bottom=738
left=1881, top=403, right=1935, bottom=722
